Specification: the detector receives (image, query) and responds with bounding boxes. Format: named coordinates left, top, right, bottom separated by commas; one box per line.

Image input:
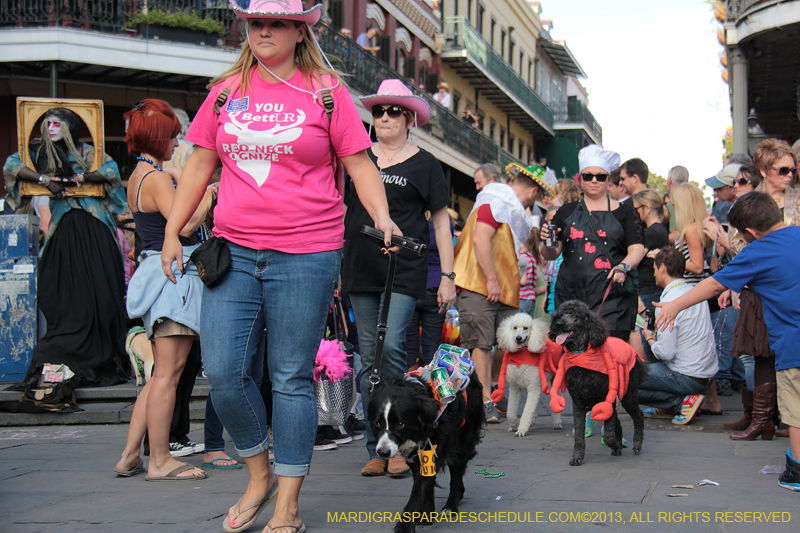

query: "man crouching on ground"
left=655, top=191, right=800, bottom=492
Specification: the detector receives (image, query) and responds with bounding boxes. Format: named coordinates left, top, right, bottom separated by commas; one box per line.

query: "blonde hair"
left=632, top=189, right=668, bottom=224
left=672, top=183, right=710, bottom=249
left=554, top=179, right=580, bottom=204
left=209, top=21, right=343, bottom=95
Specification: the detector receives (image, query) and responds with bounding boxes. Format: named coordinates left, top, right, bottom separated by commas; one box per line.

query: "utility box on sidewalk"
left=0, top=214, right=40, bottom=257
left=0, top=256, right=38, bottom=381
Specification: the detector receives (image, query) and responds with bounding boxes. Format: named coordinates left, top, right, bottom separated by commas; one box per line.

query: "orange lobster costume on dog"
left=490, top=341, right=562, bottom=404
left=545, top=337, right=644, bottom=421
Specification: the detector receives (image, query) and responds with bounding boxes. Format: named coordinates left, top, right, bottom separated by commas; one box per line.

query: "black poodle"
left=549, top=300, right=647, bottom=466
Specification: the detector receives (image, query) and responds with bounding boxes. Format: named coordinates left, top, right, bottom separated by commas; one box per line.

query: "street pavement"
left=0, top=393, right=797, bottom=533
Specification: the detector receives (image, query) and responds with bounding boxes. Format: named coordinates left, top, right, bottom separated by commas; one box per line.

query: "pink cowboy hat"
left=230, top=0, right=322, bottom=24
left=359, top=79, right=431, bottom=127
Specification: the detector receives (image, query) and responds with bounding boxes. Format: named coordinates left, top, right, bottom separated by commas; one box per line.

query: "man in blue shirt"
left=655, top=191, right=800, bottom=492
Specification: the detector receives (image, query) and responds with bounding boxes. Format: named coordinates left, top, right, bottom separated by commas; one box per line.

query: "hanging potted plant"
left=125, top=9, right=226, bottom=46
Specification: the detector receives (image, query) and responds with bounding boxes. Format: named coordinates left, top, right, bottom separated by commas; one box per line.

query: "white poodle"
left=492, top=313, right=562, bottom=436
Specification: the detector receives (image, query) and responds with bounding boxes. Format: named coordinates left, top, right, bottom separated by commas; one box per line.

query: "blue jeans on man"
left=711, top=307, right=745, bottom=384
left=639, top=362, right=710, bottom=412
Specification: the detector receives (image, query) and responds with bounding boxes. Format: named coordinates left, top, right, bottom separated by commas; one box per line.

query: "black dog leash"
left=360, top=226, right=427, bottom=392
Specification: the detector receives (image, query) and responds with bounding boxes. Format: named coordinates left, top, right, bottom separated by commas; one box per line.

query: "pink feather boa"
left=314, top=338, right=352, bottom=382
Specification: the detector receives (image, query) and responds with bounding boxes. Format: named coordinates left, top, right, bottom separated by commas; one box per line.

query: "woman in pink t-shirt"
left=161, top=3, right=399, bottom=532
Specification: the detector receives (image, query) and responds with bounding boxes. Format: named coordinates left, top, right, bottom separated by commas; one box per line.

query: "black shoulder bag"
left=580, top=199, right=639, bottom=297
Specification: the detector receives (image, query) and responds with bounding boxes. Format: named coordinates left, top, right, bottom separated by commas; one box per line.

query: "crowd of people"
left=3, top=3, right=800, bottom=532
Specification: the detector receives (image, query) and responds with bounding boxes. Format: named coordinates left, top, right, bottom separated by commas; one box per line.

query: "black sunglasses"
left=371, top=105, right=405, bottom=119
left=581, top=172, right=609, bottom=182
left=772, top=166, right=798, bottom=177
left=735, top=177, right=751, bottom=186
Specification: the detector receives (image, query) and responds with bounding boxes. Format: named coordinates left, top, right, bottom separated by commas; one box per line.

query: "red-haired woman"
left=114, top=99, right=213, bottom=481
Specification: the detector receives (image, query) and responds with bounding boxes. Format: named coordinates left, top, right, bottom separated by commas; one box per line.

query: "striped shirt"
left=519, top=250, right=538, bottom=301
left=675, top=236, right=706, bottom=285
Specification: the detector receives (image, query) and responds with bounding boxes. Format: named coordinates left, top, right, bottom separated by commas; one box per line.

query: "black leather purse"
left=188, top=236, right=231, bottom=288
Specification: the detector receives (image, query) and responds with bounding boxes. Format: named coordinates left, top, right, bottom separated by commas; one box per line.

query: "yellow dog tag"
left=417, top=445, right=438, bottom=476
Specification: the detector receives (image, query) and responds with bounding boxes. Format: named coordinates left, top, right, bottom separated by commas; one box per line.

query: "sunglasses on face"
left=772, top=166, right=798, bottom=177
left=371, top=105, right=405, bottom=119
left=580, top=172, right=609, bottom=182
left=735, top=177, right=752, bottom=186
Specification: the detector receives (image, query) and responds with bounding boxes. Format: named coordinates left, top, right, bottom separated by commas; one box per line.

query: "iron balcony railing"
left=444, top=17, right=554, bottom=130
left=726, top=0, right=774, bottom=20
left=0, top=0, right=242, bottom=44
left=0, top=0, right=519, bottom=167
left=315, top=25, right=515, bottom=166
left=553, top=98, right=602, bottom=143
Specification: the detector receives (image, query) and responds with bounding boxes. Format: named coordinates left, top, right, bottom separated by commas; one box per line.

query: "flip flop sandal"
left=222, top=480, right=279, bottom=533
left=145, top=463, right=207, bottom=482
left=114, top=460, right=146, bottom=477
left=201, top=457, right=243, bottom=469
left=699, top=408, right=723, bottom=416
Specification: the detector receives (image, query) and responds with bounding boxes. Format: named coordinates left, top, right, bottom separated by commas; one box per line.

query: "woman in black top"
left=632, top=189, right=670, bottom=313
left=541, top=145, right=644, bottom=339
left=343, top=80, right=454, bottom=477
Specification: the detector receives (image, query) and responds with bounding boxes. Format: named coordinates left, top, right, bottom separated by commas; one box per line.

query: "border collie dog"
left=548, top=300, right=647, bottom=466
left=368, top=374, right=484, bottom=532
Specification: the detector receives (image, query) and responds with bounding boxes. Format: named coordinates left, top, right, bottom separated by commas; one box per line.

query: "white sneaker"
left=186, top=440, right=205, bottom=454
left=168, top=442, right=194, bottom=457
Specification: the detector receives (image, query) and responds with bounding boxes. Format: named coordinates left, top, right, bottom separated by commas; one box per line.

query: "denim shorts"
left=200, top=242, right=341, bottom=477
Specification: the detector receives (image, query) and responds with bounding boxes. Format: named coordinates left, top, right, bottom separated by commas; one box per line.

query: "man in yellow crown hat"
left=453, top=162, right=554, bottom=422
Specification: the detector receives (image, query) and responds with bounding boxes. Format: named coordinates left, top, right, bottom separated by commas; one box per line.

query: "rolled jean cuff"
left=273, top=462, right=310, bottom=477
left=234, top=435, right=270, bottom=458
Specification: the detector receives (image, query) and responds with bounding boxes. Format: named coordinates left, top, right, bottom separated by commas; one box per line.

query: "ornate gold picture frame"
left=17, top=97, right=106, bottom=197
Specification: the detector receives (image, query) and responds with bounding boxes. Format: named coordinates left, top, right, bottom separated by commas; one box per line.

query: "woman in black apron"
left=541, top=145, right=644, bottom=339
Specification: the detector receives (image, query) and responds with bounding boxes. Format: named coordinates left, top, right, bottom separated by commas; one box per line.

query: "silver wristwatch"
left=38, top=175, right=51, bottom=186
left=441, top=271, right=456, bottom=281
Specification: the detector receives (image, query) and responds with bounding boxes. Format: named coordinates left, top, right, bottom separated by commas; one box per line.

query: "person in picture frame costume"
left=3, top=106, right=129, bottom=387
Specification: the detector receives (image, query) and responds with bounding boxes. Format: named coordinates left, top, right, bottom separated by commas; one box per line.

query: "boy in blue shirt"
left=655, top=191, right=800, bottom=492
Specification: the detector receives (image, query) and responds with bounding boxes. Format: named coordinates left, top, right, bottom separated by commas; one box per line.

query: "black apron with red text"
left=554, top=200, right=636, bottom=332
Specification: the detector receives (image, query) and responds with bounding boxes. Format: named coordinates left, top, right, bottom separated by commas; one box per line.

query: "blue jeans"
left=639, top=362, right=710, bottom=412
left=519, top=298, right=535, bottom=315
left=200, top=242, right=340, bottom=477
left=740, top=354, right=755, bottom=391
left=350, top=291, right=417, bottom=460
left=204, top=394, right=225, bottom=453
left=404, top=288, right=446, bottom=367
left=711, top=307, right=745, bottom=383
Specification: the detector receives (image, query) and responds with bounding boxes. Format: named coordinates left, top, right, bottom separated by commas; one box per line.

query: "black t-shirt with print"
left=342, top=148, right=450, bottom=298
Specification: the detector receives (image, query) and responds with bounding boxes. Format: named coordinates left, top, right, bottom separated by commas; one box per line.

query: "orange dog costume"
left=546, top=337, right=644, bottom=421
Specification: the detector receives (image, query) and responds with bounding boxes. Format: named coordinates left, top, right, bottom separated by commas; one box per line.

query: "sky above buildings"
left=541, top=0, right=730, bottom=185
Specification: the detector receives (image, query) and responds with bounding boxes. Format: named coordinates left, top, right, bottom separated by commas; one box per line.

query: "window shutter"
left=378, top=36, right=391, bottom=64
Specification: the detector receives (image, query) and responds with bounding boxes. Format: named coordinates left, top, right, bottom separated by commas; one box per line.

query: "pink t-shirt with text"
left=187, top=68, right=372, bottom=252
